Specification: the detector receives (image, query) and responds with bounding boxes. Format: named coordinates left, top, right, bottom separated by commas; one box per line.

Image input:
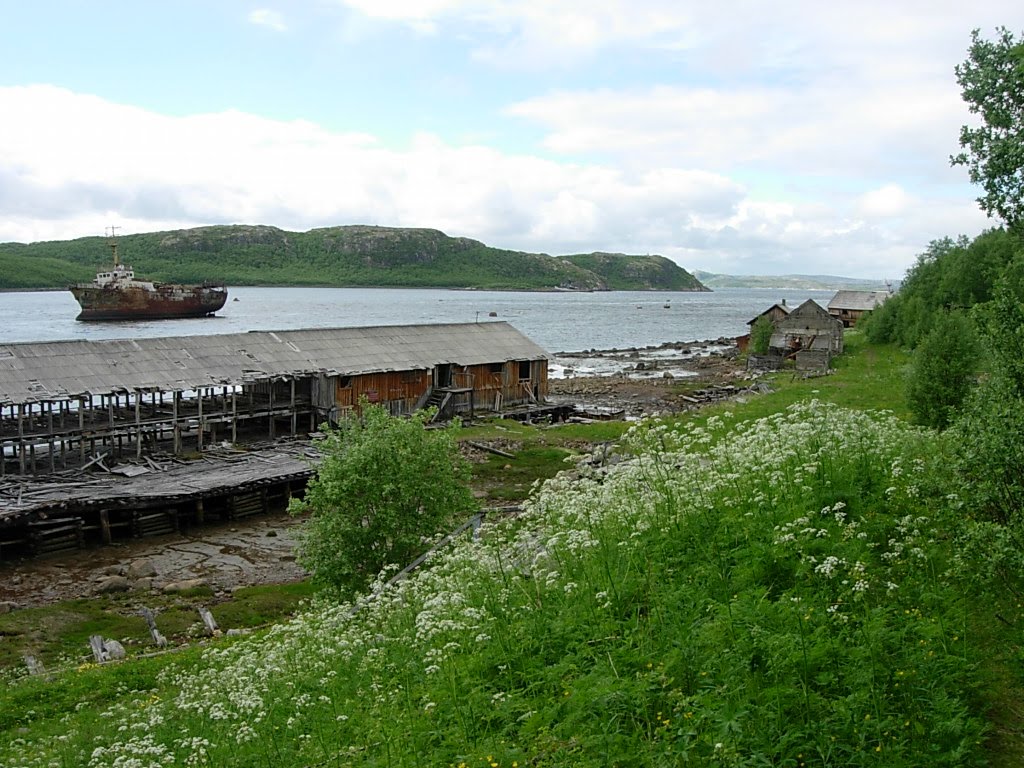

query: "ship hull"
left=71, top=284, right=228, bottom=321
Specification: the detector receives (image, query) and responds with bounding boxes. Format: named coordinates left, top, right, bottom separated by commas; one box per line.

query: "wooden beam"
left=135, top=392, right=142, bottom=459
left=99, top=509, right=112, bottom=545
left=290, top=379, right=296, bottom=436
left=79, top=397, right=86, bottom=465
left=197, top=388, right=204, bottom=453
left=17, top=403, right=24, bottom=476
left=172, top=392, right=181, bottom=454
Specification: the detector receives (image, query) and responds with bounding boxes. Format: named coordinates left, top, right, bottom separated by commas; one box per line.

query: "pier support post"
left=17, top=404, right=25, bottom=476
left=99, top=509, right=112, bottom=545
left=172, top=392, right=181, bottom=454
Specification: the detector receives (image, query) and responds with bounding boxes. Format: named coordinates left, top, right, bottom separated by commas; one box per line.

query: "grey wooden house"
left=769, top=299, right=844, bottom=371
left=827, top=290, right=890, bottom=327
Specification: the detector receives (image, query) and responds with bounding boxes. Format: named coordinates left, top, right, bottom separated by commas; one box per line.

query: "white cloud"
left=0, top=86, right=746, bottom=259
left=858, top=185, right=911, bottom=218
left=248, top=9, right=287, bottom=32
left=332, top=1, right=1021, bottom=72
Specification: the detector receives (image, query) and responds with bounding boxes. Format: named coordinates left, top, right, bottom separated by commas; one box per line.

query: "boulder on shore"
left=96, top=575, right=130, bottom=594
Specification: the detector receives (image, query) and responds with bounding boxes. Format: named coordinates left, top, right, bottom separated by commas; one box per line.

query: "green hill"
left=559, top=251, right=708, bottom=291
left=0, top=225, right=707, bottom=292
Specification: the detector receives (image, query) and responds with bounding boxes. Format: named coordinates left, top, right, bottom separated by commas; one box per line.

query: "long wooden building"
left=0, top=322, right=550, bottom=478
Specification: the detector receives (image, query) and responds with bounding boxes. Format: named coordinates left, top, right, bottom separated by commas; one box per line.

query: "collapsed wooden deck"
left=0, top=440, right=317, bottom=560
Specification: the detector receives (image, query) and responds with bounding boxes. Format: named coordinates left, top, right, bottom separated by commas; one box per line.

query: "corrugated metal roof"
left=0, top=322, right=549, bottom=405
left=827, top=290, right=889, bottom=312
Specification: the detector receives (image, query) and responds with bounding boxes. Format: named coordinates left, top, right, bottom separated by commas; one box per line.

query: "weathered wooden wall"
left=334, top=369, right=430, bottom=415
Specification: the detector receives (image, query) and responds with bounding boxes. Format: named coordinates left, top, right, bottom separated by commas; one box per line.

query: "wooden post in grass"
left=24, top=655, right=45, bottom=676
left=89, top=635, right=108, bottom=663
left=197, top=605, right=219, bottom=635
left=140, top=607, right=168, bottom=648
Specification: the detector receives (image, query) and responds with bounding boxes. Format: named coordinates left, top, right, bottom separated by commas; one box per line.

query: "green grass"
left=472, top=446, right=575, bottom=502
left=5, top=333, right=1023, bottom=767
left=0, top=581, right=314, bottom=675
left=686, top=332, right=911, bottom=429
left=1, top=399, right=994, bottom=767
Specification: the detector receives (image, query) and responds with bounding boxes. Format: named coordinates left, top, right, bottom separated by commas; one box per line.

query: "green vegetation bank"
left=0, top=225, right=707, bottom=292
left=6, top=330, right=1023, bottom=766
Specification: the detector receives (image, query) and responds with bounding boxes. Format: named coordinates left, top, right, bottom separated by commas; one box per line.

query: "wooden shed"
left=770, top=299, right=844, bottom=356
left=0, top=322, right=549, bottom=477
left=827, top=290, right=890, bottom=327
left=746, top=301, right=792, bottom=329
left=739, top=301, right=793, bottom=355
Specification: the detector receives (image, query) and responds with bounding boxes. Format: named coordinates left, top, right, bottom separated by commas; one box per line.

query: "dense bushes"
left=290, top=403, right=477, bottom=596
left=905, top=311, right=978, bottom=429
left=860, top=229, right=1023, bottom=349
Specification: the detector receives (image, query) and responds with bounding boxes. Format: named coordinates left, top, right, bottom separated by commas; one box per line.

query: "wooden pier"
left=0, top=440, right=316, bottom=561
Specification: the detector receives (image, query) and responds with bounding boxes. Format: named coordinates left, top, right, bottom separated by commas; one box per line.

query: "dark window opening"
left=338, top=376, right=352, bottom=389
left=489, top=362, right=504, bottom=374
left=518, top=360, right=531, bottom=380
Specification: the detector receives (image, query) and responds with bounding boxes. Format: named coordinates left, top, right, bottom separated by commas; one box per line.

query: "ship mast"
left=106, top=225, right=121, bottom=267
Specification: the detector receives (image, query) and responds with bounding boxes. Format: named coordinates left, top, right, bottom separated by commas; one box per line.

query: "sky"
left=1, top=2, right=1021, bottom=279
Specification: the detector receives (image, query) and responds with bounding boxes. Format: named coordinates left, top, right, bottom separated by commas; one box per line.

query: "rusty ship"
left=70, top=234, right=228, bottom=321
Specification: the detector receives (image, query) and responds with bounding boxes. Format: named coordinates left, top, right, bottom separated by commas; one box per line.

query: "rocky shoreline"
left=549, top=337, right=764, bottom=418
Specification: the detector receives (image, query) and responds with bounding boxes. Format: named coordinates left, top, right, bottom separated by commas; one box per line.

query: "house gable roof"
left=746, top=303, right=792, bottom=326
left=776, top=299, right=843, bottom=330
left=827, top=290, right=889, bottom=312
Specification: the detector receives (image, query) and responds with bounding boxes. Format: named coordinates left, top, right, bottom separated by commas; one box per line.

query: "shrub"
left=290, top=402, right=478, bottom=595
left=906, top=311, right=977, bottom=429
left=860, top=295, right=900, bottom=344
left=950, top=374, right=1024, bottom=525
left=750, top=314, right=773, bottom=355
left=973, top=276, right=1024, bottom=396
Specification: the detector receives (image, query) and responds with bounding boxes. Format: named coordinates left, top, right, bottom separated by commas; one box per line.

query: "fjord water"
left=0, top=287, right=834, bottom=352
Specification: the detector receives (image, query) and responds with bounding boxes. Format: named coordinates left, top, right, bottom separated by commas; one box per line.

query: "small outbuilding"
left=770, top=299, right=844, bottom=356
left=827, top=290, right=890, bottom=327
left=746, top=300, right=792, bottom=329
left=740, top=300, right=792, bottom=358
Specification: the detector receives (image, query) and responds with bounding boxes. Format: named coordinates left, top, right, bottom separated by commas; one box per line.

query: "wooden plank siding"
left=334, top=360, right=549, bottom=418
left=335, top=369, right=430, bottom=416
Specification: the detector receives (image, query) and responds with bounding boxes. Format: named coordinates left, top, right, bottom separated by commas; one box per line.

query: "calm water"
left=0, top=287, right=834, bottom=352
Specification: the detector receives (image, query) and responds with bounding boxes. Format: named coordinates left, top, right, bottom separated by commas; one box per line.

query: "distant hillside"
left=559, top=252, right=708, bottom=291
left=0, top=225, right=707, bottom=292
left=694, top=270, right=893, bottom=291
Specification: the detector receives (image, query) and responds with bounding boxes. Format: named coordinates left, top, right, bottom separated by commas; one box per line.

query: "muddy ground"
left=0, top=512, right=306, bottom=609
left=0, top=339, right=752, bottom=610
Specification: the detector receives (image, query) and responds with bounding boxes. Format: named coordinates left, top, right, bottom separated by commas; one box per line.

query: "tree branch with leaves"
left=951, top=27, right=1024, bottom=231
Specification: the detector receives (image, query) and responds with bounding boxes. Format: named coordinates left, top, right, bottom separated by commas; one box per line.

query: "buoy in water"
left=488, top=311, right=498, bottom=317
